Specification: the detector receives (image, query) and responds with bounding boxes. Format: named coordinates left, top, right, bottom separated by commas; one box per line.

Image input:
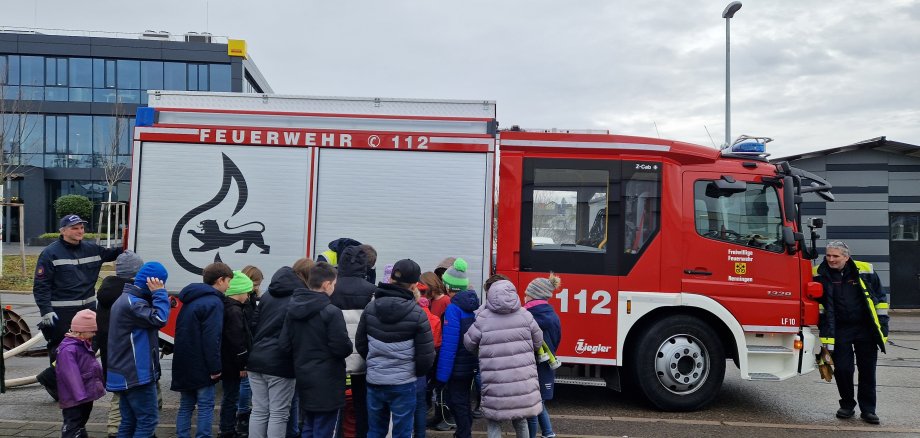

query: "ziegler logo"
left=171, top=153, right=271, bottom=275
left=574, top=339, right=612, bottom=355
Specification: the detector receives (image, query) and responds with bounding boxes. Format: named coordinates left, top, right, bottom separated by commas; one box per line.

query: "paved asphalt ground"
left=3, top=291, right=920, bottom=437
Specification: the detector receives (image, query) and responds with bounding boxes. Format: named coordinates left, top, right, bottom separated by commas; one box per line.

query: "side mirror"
left=782, top=176, right=795, bottom=223
left=806, top=281, right=824, bottom=300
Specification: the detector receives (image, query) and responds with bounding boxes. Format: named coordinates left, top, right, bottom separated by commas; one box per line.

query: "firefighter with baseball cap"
left=33, top=214, right=123, bottom=400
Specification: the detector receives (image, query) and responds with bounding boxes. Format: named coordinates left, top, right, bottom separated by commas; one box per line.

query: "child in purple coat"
left=56, top=309, right=106, bottom=438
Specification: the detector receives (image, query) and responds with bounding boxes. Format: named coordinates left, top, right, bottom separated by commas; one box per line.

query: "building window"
left=2, top=114, right=43, bottom=159
left=117, top=89, right=140, bottom=104
left=68, top=115, right=93, bottom=157
left=0, top=55, right=7, bottom=85
left=891, top=215, right=920, bottom=241
left=70, top=88, right=92, bottom=102
left=117, top=60, right=140, bottom=90
left=1, top=55, right=22, bottom=87
left=45, top=58, right=68, bottom=86
left=209, top=64, right=231, bottom=92
left=69, top=57, right=92, bottom=87
left=164, top=62, right=186, bottom=90
left=93, top=88, right=117, bottom=103
left=19, top=56, right=43, bottom=86
left=93, top=59, right=117, bottom=89
left=187, top=63, right=209, bottom=91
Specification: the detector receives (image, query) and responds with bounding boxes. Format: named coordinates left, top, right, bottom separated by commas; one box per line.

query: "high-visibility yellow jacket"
left=318, top=249, right=338, bottom=267
left=813, top=259, right=889, bottom=353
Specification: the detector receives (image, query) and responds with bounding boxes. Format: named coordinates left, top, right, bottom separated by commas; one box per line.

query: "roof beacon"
left=724, top=134, right=772, bottom=158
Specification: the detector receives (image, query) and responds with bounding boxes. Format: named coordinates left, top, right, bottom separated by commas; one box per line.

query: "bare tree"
left=98, top=101, right=129, bottom=247
left=0, top=76, right=38, bottom=275
left=0, top=84, right=36, bottom=194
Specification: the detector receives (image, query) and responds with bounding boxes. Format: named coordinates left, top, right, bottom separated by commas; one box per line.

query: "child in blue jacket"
left=434, top=258, right=480, bottom=438
left=106, top=262, right=170, bottom=437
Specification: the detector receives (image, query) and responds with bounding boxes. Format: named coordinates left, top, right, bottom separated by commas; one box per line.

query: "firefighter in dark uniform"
left=33, top=214, right=122, bottom=399
left=813, top=240, right=889, bottom=425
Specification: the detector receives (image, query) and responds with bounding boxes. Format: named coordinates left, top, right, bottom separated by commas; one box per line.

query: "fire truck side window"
left=620, top=162, right=662, bottom=274
left=521, top=158, right=620, bottom=275
left=694, top=180, right=785, bottom=252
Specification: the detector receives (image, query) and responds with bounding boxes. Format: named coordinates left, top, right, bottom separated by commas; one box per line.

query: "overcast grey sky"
left=4, top=0, right=919, bottom=157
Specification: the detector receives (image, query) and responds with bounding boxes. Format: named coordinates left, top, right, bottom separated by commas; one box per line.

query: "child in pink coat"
left=56, top=309, right=106, bottom=438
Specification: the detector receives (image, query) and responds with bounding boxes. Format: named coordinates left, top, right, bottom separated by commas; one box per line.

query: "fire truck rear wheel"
left=631, top=315, right=726, bottom=411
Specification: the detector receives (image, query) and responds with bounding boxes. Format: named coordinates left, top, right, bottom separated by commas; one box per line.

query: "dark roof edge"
left=771, top=136, right=920, bottom=162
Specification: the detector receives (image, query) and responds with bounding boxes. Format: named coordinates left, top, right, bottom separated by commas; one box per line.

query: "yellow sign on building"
left=228, top=39, right=247, bottom=58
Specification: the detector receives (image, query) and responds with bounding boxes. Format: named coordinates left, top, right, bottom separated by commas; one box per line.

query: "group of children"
left=423, top=258, right=563, bottom=438
left=53, top=243, right=563, bottom=438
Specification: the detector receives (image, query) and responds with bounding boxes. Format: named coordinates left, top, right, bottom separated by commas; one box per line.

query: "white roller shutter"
left=314, top=148, right=492, bottom=290
left=133, top=143, right=312, bottom=288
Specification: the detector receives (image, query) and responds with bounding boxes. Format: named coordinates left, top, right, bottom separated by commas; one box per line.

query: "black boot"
left=36, top=366, right=59, bottom=401
left=236, top=411, right=251, bottom=437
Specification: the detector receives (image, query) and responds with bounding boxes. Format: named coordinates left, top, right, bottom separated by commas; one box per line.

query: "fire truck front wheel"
left=631, top=315, right=726, bottom=411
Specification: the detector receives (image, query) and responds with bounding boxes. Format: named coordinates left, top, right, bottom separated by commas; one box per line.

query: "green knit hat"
left=442, top=258, right=469, bottom=291
left=226, top=271, right=253, bottom=296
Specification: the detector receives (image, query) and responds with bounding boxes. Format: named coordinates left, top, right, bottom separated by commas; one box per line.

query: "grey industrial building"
left=777, top=137, right=920, bottom=308
left=0, top=28, right=272, bottom=242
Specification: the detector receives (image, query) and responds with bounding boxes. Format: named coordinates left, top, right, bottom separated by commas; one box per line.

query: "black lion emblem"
left=188, top=219, right=271, bottom=254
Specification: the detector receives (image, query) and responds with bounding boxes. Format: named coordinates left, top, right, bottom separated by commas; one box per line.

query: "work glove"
left=41, top=312, right=59, bottom=328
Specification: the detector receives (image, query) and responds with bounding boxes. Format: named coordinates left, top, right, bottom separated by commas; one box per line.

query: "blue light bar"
left=135, top=107, right=156, bottom=127
left=732, top=142, right=766, bottom=154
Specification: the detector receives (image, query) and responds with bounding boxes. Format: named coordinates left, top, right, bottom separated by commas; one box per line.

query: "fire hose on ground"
left=3, top=337, right=45, bottom=387
left=3, top=307, right=44, bottom=388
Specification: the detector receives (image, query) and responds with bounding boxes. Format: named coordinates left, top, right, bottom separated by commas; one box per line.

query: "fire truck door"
left=681, top=172, right=802, bottom=331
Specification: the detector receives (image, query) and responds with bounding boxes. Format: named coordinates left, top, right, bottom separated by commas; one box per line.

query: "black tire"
left=629, top=315, right=725, bottom=411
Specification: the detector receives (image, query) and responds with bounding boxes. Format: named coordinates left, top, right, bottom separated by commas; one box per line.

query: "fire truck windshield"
left=694, top=180, right=785, bottom=252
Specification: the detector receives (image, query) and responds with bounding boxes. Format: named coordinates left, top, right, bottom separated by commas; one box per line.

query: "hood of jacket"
left=179, top=283, right=223, bottom=303
left=122, top=283, right=151, bottom=299
left=338, top=245, right=368, bottom=278
left=328, top=237, right=361, bottom=254
left=451, top=290, right=480, bottom=313
left=374, top=283, right=416, bottom=324
left=486, top=280, right=521, bottom=314
left=287, top=288, right=331, bottom=320
left=267, top=266, right=306, bottom=298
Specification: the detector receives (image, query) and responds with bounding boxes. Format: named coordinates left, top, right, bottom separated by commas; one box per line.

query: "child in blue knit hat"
left=106, top=261, right=169, bottom=437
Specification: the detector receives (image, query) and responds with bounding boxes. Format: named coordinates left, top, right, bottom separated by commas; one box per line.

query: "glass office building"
left=0, top=29, right=272, bottom=242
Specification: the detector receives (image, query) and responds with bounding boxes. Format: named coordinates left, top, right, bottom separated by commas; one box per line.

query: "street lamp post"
left=723, top=1, right=742, bottom=148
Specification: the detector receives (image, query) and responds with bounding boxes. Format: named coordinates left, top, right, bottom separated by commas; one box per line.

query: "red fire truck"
left=129, top=91, right=833, bottom=411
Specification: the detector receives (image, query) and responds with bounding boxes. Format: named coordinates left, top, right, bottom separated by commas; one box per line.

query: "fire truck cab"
left=495, top=130, right=831, bottom=411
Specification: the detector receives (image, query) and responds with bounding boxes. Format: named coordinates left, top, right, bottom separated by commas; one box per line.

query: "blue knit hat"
left=134, top=261, right=168, bottom=289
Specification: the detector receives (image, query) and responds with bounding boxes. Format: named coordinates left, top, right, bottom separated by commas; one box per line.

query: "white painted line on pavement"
left=551, top=414, right=920, bottom=434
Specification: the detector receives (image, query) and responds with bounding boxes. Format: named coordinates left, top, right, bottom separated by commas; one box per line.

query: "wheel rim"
left=653, top=334, right=710, bottom=395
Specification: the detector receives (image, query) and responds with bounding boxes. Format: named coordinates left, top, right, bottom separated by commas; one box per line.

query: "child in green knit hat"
left=442, top=258, right=470, bottom=292
left=219, top=271, right=254, bottom=436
